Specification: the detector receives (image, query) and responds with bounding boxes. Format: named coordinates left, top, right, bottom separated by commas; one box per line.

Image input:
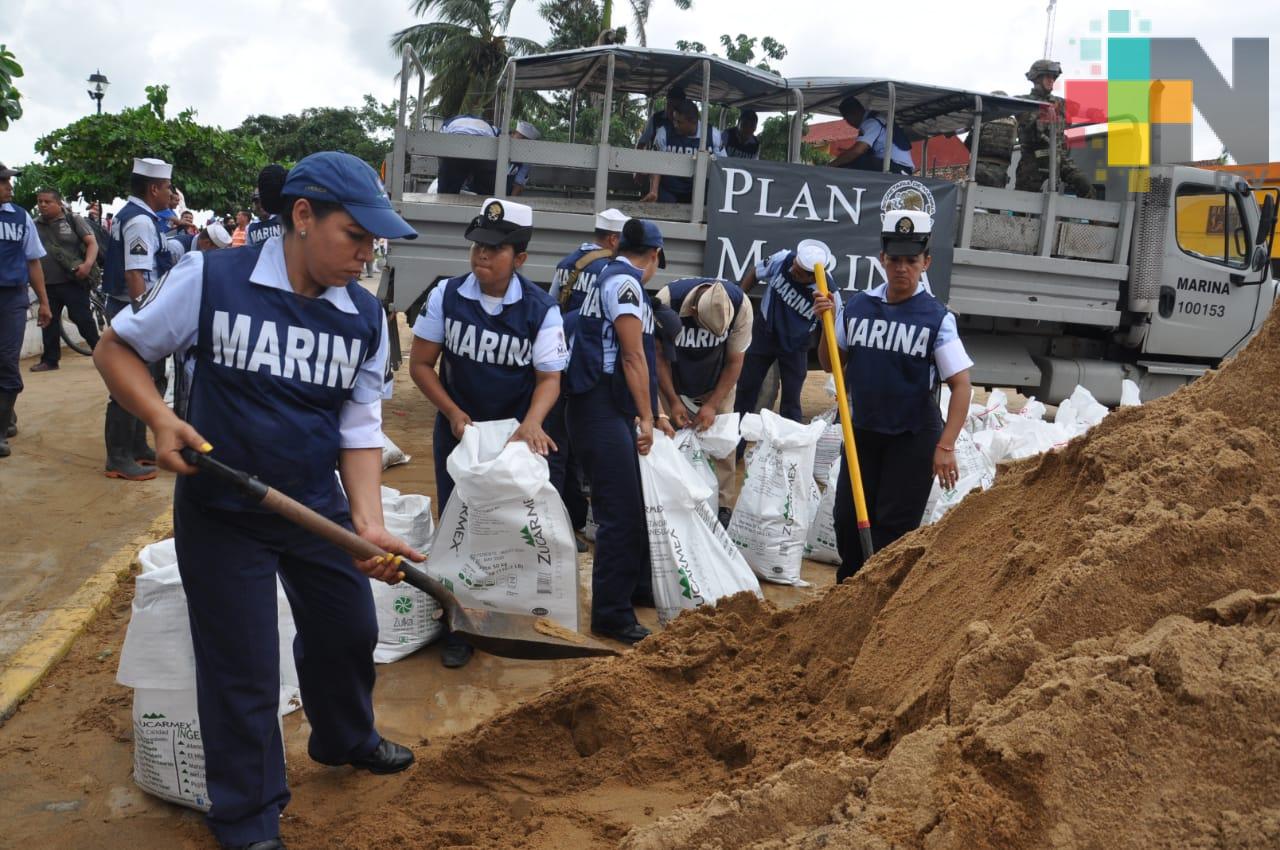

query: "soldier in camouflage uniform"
left=1015, top=59, right=1096, bottom=198
left=969, top=91, right=1016, bottom=188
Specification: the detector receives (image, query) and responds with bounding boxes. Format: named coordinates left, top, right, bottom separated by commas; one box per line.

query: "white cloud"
left=2, top=0, right=1275, bottom=170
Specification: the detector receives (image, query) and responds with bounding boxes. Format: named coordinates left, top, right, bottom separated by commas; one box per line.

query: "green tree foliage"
left=675, top=33, right=787, bottom=73
left=391, top=0, right=543, bottom=118
left=717, top=34, right=787, bottom=74
left=33, top=85, right=266, bottom=211
left=10, top=162, right=55, bottom=212
left=758, top=114, right=830, bottom=164
left=0, top=44, right=23, bottom=131
left=237, top=99, right=398, bottom=170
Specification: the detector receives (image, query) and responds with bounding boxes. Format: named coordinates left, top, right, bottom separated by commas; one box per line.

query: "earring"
left=299, top=230, right=307, bottom=238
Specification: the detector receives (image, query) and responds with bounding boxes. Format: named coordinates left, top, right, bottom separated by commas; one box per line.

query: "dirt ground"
left=0, top=306, right=839, bottom=849
left=0, top=337, right=172, bottom=667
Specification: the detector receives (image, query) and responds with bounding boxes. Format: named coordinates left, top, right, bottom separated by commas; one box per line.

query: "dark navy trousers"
left=544, top=397, right=588, bottom=531
left=567, top=382, right=650, bottom=632
left=0, top=286, right=29, bottom=395
left=432, top=413, right=461, bottom=516
left=734, top=338, right=809, bottom=423
left=832, top=425, right=939, bottom=583
left=174, top=495, right=380, bottom=846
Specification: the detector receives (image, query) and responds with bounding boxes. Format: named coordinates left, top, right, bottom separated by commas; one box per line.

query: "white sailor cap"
left=881, top=210, right=933, bottom=256
left=594, top=208, right=629, bottom=232
left=132, top=157, right=172, bottom=180
left=795, top=238, right=836, bottom=273
left=515, top=121, right=541, bottom=141
left=205, top=222, right=232, bottom=248
left=465, top=197, right=534, bottom=245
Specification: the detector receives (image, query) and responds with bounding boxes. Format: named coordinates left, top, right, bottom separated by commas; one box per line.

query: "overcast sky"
left=1, top=0, right=1276, bottom=170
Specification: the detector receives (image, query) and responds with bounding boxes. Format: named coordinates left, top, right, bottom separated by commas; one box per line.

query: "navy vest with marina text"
left=438, top=272, right=557, bottom=422
left=842, top=290, right=948, bottom=435
left=104, top=202, right=172, bottom=298
left=551, top=244, right=612, bottom=313
left=660, top=123, right=713, bottom=198
left=0, top=205, right=31, bottom=286
left=755, top=251, right=816, bottom=354
left=179, top=245, right=383, bottom=513
left=246, top=215, right=283, bottom=247
left=565, top=259, right=659, bottom=417
left=666, top=277, right=744, bottom=398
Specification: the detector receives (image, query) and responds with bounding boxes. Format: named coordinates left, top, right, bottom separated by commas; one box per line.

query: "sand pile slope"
left=623, top=591, right=1280, bottom=850
left=310, top=310, right=1280, bottom=847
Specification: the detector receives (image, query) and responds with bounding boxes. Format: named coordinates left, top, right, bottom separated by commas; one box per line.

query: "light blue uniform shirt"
left=110, top=237, right=389, bottom=448
left=596, top=257, right=650, bottom=374
left=413, top=272, right=568, bottom=372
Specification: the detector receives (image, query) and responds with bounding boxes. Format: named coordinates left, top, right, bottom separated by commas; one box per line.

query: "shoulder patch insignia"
left=128, top=236, right=149, bottom=256
left=617, top=281, right=641, bottom=307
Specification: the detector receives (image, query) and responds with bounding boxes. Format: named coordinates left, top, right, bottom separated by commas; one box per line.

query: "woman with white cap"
left=94, top=151, right=424, bottom=850
left=814, top=209, right=972, bottom=581
left=735, top=238, right=837, bottom=423
left=408, top=195, right=567, bottom=668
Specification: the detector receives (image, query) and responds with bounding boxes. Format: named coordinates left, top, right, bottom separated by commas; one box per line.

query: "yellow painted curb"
left=0, top=510, right=173, bottom=723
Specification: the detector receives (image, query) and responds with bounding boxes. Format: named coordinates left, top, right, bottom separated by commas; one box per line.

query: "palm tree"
left=617, top=0, right=693, bottom=47
left=392, top=0, right=542, bottom=119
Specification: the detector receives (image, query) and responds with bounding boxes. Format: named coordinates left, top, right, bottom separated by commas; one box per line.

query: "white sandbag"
left=640, top=433, right=761, bottom=624
left=804, top=455, right=842, bottom=565
left=672, top=413, right=741, bottom=515
left=429, top=420, right=579, bottom=629
left=971, top=428, right=1014, bottom=466
left=1055, top=384, right=1109, bottom=434
left=370, top=489, right=443, bottom=663
left=921, top=429, right=997, bottom=525
left=1120, top=379, right=1142, bottom=407
left=727, top=409, right=826, bottom=586
left=1016, top=396, right=1047, bottom=421
left=1000, top=416, right=1073, bottom=459
left=382, top=433, right=411, bottom=469
left=674, top=429, right=722, bottom=515
left=968, top=389, right=1009, bottom=432
left=120, top=541, right=297, bottom=811
left=811, top=408, right=843, bottom=487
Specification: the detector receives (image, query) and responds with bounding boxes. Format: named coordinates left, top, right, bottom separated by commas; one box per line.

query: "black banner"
left=703, top=160, right=958, bottom=302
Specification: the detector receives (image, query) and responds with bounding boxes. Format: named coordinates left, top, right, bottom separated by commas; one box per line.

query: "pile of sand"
left=299, top=310, right=1280, bottom=848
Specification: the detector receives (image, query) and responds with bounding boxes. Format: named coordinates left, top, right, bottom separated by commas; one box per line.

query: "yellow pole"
left=813, top=263, right=874, bottom=562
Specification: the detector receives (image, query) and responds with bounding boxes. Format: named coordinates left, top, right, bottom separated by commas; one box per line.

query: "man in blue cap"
left=94, top=151, right=425, bottom=850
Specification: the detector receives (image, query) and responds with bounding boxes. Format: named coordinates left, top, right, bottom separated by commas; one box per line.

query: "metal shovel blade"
left=398, top=564, right=618, bottom=660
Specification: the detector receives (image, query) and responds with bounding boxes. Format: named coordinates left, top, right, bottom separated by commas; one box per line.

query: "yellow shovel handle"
left=814, top=263, right=874, bottom=562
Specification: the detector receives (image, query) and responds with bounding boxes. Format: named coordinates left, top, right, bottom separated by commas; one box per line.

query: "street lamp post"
left=87, top=71, right=109, bottom=115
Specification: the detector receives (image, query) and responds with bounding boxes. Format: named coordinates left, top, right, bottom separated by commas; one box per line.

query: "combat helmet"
left=1026, top=59, right=1063, bottom=82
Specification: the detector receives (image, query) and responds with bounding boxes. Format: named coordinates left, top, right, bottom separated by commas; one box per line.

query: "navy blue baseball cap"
left=282, top=151, right=417, bottom=240
left=619, top=218, right=666, bottom=268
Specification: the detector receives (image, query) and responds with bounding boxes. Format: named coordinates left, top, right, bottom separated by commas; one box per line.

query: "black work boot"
left=105, top=404, right=157, bottom=481
left=132, top=417, right=157, bottom=466
left=5, top=405, right=15, bottom=438
left=0, top=392, right=15, bottom=458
